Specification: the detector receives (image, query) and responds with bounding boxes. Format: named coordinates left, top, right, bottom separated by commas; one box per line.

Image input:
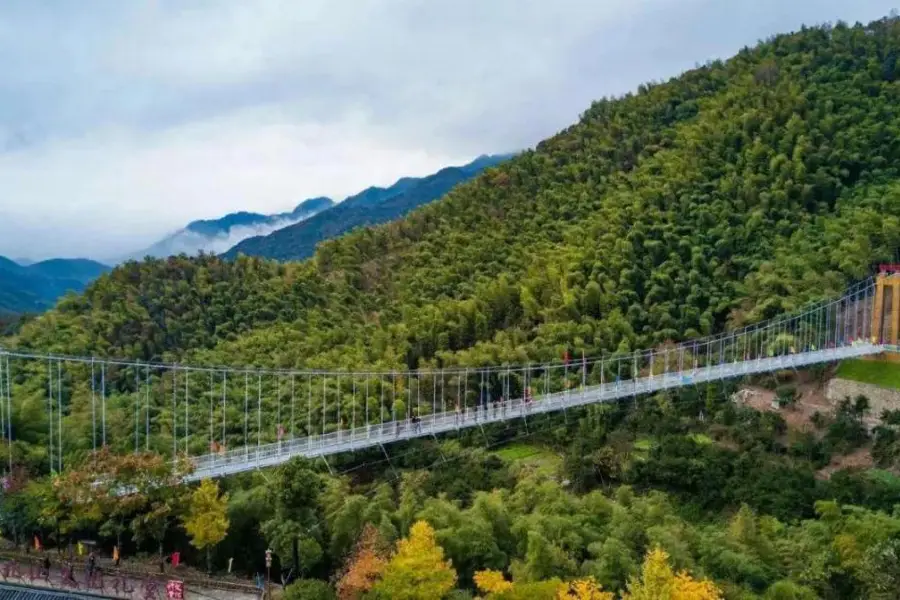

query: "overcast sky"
left=0, top=0, right=895, bottom=261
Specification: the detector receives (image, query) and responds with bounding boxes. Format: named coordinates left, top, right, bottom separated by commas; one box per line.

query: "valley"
left=4, top=13, right=900, bottom=600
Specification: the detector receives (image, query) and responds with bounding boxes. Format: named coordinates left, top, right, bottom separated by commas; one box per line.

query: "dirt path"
left=816, top=446, right=875, bottom=480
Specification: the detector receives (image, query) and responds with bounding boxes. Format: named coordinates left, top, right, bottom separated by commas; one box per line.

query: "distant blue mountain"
left=128, top=197, right=335, bottom=261
left=223, top=154, right=512, bottom=261
left=0, top=256, right=110, bottom=314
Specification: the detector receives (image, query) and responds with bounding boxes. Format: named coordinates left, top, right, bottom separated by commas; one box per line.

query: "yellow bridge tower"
left=871, top=266, right=900, bottom=348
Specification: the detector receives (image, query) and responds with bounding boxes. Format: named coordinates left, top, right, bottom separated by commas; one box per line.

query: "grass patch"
left=836, top=359, right=900, bottom=390
left=494, top=443, right=546, bottom=461
left=688, top=433, right=714, bottom=446
left=631, top=438, right=657, bottom=463
left=633, top=438, right=656, bottom=452
left=493, top=443, right=560, bottom=476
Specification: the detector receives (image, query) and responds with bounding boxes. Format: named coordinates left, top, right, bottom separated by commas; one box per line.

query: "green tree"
left=283, top=579, right=336, bottom=600
left=56, top=448, right=188, bottom=555
left=763, top=580, right=818, bottom=600
left=261, top=458, right=325, bottom=574
left=0, top=467, right=39, bottom=548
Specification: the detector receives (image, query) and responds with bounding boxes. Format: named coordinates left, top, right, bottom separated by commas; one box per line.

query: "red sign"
left=166, top=580, right=184, bottom=600
left=879, top=264, right=900, bottom=273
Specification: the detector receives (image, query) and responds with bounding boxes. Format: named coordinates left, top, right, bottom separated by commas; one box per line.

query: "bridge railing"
left=187, top=341, right=884, bottom=479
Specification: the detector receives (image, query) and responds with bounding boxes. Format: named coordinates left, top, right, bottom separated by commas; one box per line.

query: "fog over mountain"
left=123, top=197, right=334, bottom=262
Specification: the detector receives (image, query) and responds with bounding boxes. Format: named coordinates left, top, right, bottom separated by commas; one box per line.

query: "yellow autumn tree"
left=556, top=578, right=614, bottom=600
left=181, top=479, right=230, bottom=573
left=475, top=570, right=608, bottom=600
left=475, top=570, right=514, bottom=595
left=623, top=547, right=722, bottom=600
left=370, top=520, right=457, bottom=600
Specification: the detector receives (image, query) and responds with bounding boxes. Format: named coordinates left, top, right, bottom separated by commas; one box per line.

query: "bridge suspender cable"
left=257, top=372, right=262, bottom=458
left=222, top=371, right=227, bottom=451
left=46, top=359, right=51, bottom=473
left=185, top=369, right=190, bottom=457
left=307, top=374, right=312, bottom=448
left=100, top=362, right=106, bottom=448
left=135, top=365, right=141, bottom=453
left=0, top=353, right=4, bottom=467
left=146, top=364, right=151, bottom=451
left=209, top=370, right=214, bottom=456
left=291, top=373, right=296, bottom=440
left=172, top=366, right=178, bottom=458
left=4, top=353, right=10, bottom=471
left=275, top=373, right=282, bottom=443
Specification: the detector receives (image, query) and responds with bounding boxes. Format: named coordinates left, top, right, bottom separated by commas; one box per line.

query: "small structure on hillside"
left=730, top=388, right=756, bottom=406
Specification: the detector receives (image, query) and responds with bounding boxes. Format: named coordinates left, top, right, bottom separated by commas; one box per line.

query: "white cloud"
left=0, top=108, right=460, bottom=260
left=134, top=212, right=326, bottom=261
left=0, top=0, right=895, bottom=260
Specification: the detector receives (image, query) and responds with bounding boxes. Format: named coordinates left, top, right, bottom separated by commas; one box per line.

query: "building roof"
left=0, top=583, right=110, bottom=600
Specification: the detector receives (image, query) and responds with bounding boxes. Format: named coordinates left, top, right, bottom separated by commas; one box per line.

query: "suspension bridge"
left=1, top=271, right=900, bottom=482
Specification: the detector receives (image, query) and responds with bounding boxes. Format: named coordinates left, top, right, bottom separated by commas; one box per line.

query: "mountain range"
left=2, top=155, right=508, bottom=314
left=223, top=154, right=511, bottom=260
left=126, top=197, right=335, bottom=260
left=127, top=154, right=509, bottom=263
left=0, top=256, right=110, bottom=315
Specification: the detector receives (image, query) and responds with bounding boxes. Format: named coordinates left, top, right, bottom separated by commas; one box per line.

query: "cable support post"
left=0, top=353, right=4, bottom=468
left=46, top=358, right=53, bottom=473
left=145, top=364, right=151, bottom=451
left=185, top=367, right=191, bottom=457
left=4, top=353, right=10, bottom=471
left=257, top=371, right=263, bottom=458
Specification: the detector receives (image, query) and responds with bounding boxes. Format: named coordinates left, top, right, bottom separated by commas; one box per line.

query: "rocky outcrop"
left=826, top=378, right=900, bottom=421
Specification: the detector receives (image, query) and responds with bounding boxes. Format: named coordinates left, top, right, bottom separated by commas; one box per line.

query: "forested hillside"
left=5, top=15, right=900, bottom=600
left=13, top=18, right=900, bottom=370
left=223, top=154, right=510, bottom=261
